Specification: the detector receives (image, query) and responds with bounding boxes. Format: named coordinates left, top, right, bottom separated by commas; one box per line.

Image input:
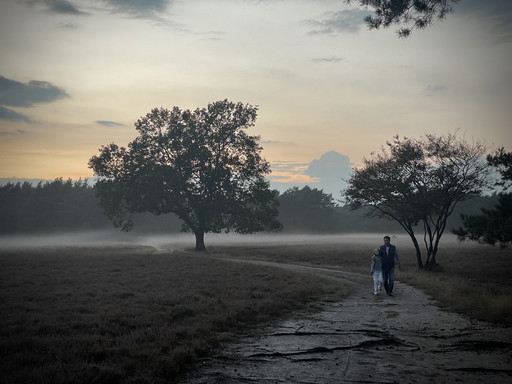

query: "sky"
left=1, top=0, right=511, bottom=199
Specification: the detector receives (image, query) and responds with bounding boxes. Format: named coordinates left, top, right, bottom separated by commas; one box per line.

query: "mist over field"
left=1, top=230, right=510, bottom=384
left=0, top=230, right=463, bottom=252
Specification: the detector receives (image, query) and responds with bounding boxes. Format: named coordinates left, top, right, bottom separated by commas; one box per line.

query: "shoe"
left=388, top=292, right=394, bottom=296
left=374, top=291, right=378, bottom=295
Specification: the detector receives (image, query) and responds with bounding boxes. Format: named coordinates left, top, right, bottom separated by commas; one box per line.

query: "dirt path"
left=182, top=258, right=512, bottom=384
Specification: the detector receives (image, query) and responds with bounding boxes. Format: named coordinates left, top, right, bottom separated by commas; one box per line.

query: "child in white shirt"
left=370, top=248, right=384, bottom=295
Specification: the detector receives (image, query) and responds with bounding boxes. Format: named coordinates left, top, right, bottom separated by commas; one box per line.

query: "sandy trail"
left=182, top=258, right=512, bottom=384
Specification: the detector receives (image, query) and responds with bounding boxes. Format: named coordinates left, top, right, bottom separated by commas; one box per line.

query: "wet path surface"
left=182, top=259, right=512, bottom=384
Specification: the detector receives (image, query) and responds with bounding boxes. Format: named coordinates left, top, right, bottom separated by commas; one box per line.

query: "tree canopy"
left=487, top=147, right=512, bottom=191
left=0, top=179, right=110, bottom=233
left=453, top=148, right=512, bottom=247
left=278, top=186, right=339, bottom=233
left=343, top=132, right=492, bottom=269
left=345, top=0, right=461, bottom=37
left=88, top=100, right=282, bottom=251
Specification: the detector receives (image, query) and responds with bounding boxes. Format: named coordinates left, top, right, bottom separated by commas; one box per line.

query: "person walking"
left=379, top=235, right=400, bottom=296
left=370, top=248, right=384, bottom=295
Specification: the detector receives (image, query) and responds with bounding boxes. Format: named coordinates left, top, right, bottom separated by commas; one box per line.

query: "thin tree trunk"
left=410, top=235, right=424, bottom=269
left=398, top=221, right=424, bottom=269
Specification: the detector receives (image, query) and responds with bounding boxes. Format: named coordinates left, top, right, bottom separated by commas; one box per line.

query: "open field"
left=0, top=244, right=346, bottom=384
left=205, top=234, right=512, bottom=325
left=1, top=233, right=511, bottom=383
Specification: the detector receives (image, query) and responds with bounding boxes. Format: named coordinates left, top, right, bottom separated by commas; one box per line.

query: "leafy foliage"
left=488, top=147, right=512, bottom=191
left=453, top=148, right=512, bottom=247
left=345, top=0, right=461, bottom=37
left=88, top=100, right=282, bottom=250
left=278, top=186, right=339, bottom=232
left=455, top=194, right=512, bottom=247
left=344, top=132, right=492, bottom=269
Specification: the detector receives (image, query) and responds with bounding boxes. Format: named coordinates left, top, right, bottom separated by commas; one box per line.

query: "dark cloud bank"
left=0, top=75, right=69, bottom=123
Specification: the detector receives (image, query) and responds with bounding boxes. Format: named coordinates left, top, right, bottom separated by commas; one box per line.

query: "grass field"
left=207, top=234, right=512, bottom=325
left=0, top=244, right=347, bottom=384
left=1, top=234, right=510, bottom=383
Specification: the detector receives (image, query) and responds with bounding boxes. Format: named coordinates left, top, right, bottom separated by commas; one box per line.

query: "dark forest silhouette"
left=0, top=179, right=498, bottom=236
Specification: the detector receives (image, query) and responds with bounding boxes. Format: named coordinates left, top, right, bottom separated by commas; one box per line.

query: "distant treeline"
left=0, top=179, right=110, bottom=233
left=0, top=179, right=498, bottom=235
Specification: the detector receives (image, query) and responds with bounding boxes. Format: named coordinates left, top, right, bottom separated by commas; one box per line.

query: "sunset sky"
left=1, top=0, right=511, bottom=198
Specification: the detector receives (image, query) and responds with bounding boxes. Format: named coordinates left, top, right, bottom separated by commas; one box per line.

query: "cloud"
left=458, top=0, right=512, bottom=16
left=0, top=75, right=69, bottom=108
left=305, top=151, right=353, bottom=195
left=102, top=0, right=173, bottom=18
left=96, top=120, right=125, bottom=127
left=93, top=0, right=185, bottom=27
left=268, top=161, right=313, bottom=190
left=0, top=75, right=68, bottom=123
left=46, top=0, right=85, bottom=15
left=22, top=0, right=87, bottom=15
left=59, top=21, right=80, bottom=29
left=0, top=128, right=29, bottom=135
left=458, top=0, right=512, bottom=44
left=312, top=56, right=344, bottom=63
left=304, top=9, right=370, bottom=35
left=23, top=0, right=178, bottom=25
left=105, top=0, right=169, bottom=12
left=261, top=139, right=296, bottom=146
left=243, top=0, right=285, bottom=4
left=424, top=84, right=447, bottom=96
left=271, top=161, right=309, bottom=172
left=0, top=106, right=33, bottom=123
left=269, top=151, right=354, bottom=198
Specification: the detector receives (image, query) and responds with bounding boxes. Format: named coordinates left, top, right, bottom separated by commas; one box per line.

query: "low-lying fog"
left=0, top=230, right=463, bottom=251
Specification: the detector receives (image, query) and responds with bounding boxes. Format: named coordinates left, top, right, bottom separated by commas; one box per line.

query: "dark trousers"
left=382, top=266, right=395, bottom=294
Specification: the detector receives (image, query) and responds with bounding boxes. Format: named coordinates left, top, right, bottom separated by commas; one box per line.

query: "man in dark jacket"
left=379, top=235, right=400, bottom=296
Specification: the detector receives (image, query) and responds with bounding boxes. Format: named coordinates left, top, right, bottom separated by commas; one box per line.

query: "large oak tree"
left=343, top=132, right=492, bottom=269
left=89, top=100, right=281, bottom=251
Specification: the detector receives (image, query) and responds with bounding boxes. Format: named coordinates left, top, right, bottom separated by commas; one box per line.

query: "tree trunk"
left=400, top=223, right=424, bottom=269
left=424, top=245, right=438, bottom=270
left=410, top=235, right=424, bottom=269
left=194, top=229, right=206, bottom=252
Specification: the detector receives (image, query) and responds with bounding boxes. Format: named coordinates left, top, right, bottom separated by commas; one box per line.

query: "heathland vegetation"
left=0, top=245, right=347, bottom=384
left=1, top=238, right=510, bottom=384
